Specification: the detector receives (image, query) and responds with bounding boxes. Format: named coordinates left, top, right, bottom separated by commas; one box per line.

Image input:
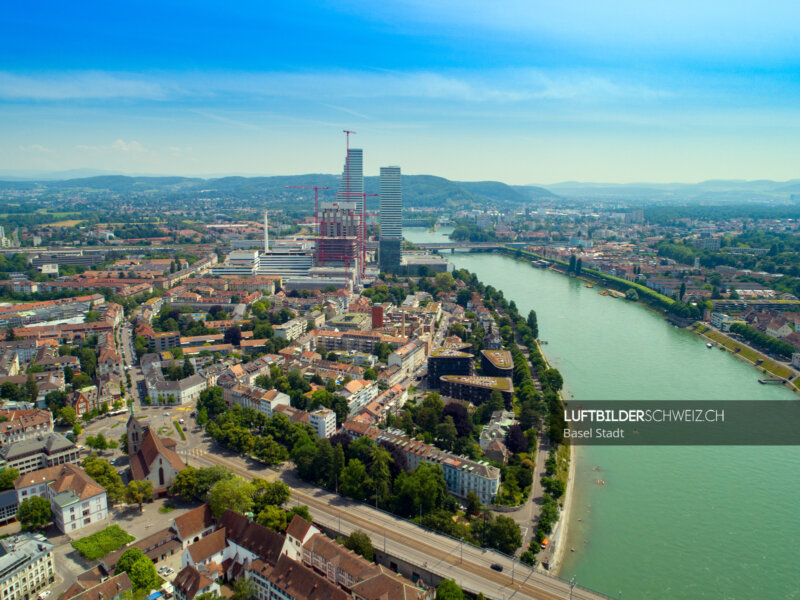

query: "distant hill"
left=540, top=179, right=800, bottom=202
left=0, top=173, right=558, bottom=209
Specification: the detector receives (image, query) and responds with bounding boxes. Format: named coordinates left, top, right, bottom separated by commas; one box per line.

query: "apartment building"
left=14, top=464, right=108, bottom=533
left=388, top=339, right=427, bottom=376
left=0, top=409, right=53, bottom=447
left=274, top=318, right=308, bottom=342
left=0, top=533, right=55, bottom=600
left=309, top=408, right=337, bottom=439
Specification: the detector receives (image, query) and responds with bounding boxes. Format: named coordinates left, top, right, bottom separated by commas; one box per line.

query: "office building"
left=337, top=148, right=364, bottom=212
left=440, top=375, right=514, bottom=406
left=427, top=348, right=474, bottom=388
left=379, top=166, right=402, bottom=273
left=0, top=433, right=79, bottom=475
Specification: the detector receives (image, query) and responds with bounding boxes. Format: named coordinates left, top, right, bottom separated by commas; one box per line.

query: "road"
left=184, top=438, right=612, bottom=600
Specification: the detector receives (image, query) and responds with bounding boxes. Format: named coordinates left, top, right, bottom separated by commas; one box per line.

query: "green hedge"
left=71, top=525, right=135, bottom=560
left=174, top=421, right=186, bottom=440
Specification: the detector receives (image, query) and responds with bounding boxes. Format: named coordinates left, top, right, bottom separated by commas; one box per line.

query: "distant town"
left=0, top=138, right=798, bottom=600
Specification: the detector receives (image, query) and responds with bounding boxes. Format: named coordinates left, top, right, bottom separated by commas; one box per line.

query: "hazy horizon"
left=3, top=1, right=800, bottom=184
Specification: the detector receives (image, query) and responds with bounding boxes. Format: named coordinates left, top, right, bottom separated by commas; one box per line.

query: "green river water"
left=404, top=228, right=800, bottom=600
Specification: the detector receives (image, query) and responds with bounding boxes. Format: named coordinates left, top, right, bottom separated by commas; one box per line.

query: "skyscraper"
left=336, top=148, right=363, bottom=213
left=379, top=166, right=402, bottom=273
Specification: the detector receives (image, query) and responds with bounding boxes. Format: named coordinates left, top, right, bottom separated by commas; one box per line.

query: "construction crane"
left=285, top=185, right=329, bottom=235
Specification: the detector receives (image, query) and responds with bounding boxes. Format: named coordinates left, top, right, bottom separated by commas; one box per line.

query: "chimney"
left=264, top=211, right=269, bottom=253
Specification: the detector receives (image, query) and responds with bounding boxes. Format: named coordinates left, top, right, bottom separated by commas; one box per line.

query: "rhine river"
left=404, top=227, right=799, bottom=600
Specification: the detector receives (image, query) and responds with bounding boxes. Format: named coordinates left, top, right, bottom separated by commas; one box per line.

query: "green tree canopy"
left=16, top=496, right=51, bottom=530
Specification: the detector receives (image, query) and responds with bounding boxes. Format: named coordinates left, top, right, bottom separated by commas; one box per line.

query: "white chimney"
left=264, top=211, right=269, bottom=252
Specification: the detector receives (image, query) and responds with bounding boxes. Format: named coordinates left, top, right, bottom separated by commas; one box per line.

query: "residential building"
left=308, top=408, right=336, bottom=439
left=388, top=339, right=427, bottom=376
left=223, top=383, right=290, bottom=418
left=374, top=427, right=500, bottom=505
left=274, top=318, right=308, bottom=342
left=328, top=312, right=371, bottom=332
left=0, top=409, right=53, bottom=446
left=172, top=504, right=215, bottom=549
left=0, top=533, right=55, bottom=600
left=440, top=375, right=513, bottom=406
left=173, top=565, right=220, bottom=600
left=141, top=354, right=207, bottom=405
left=427, top=348, right=474, bottom=388
left=0, top=433, right=79, bottom=475
left=149, top=331, right=181, bottom=352
left=335, top=379, right=379, bottom=416
left=14, top=464, right=108, bottom=533
left=248, top=555, right=347, bottom=600
left=58, top=572, right=132, bottom=600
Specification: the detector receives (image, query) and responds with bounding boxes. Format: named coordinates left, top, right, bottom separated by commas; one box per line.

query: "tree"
left=83, top=455, right=125, bottom=503
left=16, top=496, right=51, bottom=530
left=484, top=515, right=522, bottom=554
left=224, top=326, right=242, bottom=346
left=340, top=459, right=369, bottom=502
left=436, top=580, right=465, bottom=600
left=115, top=547, right=147, bottom=576
left=363, top=368, right=377, bottom=380
left=575, top=257, right=582, bottom=276
left=208, top=476, right=255, bottom=518
left=342, top=530, right=374, bottom=561
left=72, top=373, right=92, bottom=389
left=679, top=282, right=686, bottom=301
left=0, top=468, right=19, bottom=491
left=127, top=556, right=160, bottom=591
left=231, top=578, right=256, bottom=600
left=526, top=310, right=538, bottom=339
left=182, top=357, right=195, bottom=378
left=568, top=254, right=576, bottom=273
left=505, top=425, right=529, bottom=454
left=125, top=480, right=153, bottom=511
left=252, top=479, right=290, bottom=512
left=24, top=374, right=38, bottom=403
left=436, top=416, right=458, bottom=451
left=465, top=491, right=481, bottom=517
left=257, top=505, right=287, bottom=532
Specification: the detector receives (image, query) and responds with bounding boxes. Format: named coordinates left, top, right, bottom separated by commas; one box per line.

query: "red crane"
left=285, top=185, right=329, bottom=235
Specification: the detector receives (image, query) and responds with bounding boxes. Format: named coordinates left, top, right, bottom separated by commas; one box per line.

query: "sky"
left=2, top=1, right=800, bottom=184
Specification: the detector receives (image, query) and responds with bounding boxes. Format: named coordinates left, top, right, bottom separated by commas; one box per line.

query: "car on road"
left=490, top=563, right=503, bottom=572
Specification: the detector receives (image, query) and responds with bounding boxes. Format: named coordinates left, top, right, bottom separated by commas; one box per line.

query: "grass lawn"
left=701, top=328, right=794, bottom=379
left=71, top=525, right=135, bottom=560
left=157, top=426, right=173, bottom=436
left=158, top=503, right=176, bottom=514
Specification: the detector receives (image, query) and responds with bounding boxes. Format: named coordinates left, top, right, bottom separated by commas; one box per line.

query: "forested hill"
left=0, top=173, right=558, bottom=208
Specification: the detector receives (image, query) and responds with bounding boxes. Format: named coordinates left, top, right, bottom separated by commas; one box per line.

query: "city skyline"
left=2, top=1, right=800, bottom=184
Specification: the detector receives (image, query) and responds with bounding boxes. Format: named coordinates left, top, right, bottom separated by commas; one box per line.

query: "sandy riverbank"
left=549, top=442, right=577, bottom=575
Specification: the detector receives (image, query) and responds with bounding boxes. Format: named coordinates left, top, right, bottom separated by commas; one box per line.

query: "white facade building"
left=309, top=409, right=336, bottom=439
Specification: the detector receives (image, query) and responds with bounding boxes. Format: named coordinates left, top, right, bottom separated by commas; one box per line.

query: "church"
left=127, top=412, right=186, bottom=497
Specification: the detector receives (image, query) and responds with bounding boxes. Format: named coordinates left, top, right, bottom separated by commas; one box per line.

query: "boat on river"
left=707, top=342, right=713, bottom=348
left=758, top=378, right=784, bottom=385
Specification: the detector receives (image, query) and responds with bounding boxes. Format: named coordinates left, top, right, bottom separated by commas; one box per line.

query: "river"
left=404, top=227, right=800, bottom=600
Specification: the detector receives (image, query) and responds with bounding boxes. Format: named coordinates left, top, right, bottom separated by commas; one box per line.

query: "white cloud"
left=111, top=139, right=146, bottom=152
left=0, top=71, right=171, bottom=101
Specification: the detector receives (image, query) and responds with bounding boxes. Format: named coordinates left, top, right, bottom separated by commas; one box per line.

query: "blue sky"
left=2, top=1, right=800, bottom=184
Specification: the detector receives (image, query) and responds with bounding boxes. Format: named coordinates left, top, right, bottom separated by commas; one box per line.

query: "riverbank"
left=692, top=323, right=800, bottom=393
left=407, top=230, right=800, bottom=600
left=550, top=442, right=577, bottom=575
